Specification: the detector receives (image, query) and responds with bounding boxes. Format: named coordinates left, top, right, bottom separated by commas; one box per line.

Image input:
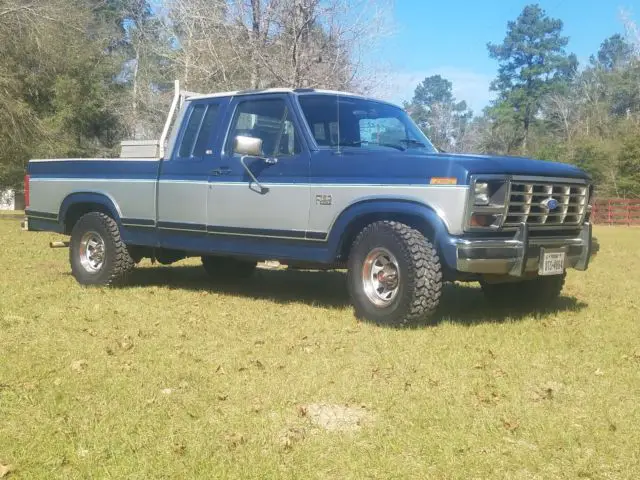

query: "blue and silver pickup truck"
left=24, top=83, right=599, bottom=324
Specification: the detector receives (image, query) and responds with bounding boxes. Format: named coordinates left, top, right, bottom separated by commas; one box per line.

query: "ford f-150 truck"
left=24, top=82, right=599, bottom=324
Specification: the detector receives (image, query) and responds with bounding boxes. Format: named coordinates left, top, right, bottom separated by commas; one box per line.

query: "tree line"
left=405, top=4, right=640, bottom=198
left=0, top=0, right=389, bottom=189
left=2, top=2, right=639, bottom=199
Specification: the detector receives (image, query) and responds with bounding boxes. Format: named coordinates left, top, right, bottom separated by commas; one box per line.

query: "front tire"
left=69, top=212, right=134, bottom=285
left=347, top=221, right=442, bottom=325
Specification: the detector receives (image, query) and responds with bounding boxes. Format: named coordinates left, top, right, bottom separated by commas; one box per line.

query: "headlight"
left=465, top=176, right=509, bottom=231
left=474, top=182, right=490, bottom=205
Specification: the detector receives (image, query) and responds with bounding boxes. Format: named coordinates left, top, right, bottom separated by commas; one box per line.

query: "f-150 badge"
left=315, top=194, right=332, bottom=206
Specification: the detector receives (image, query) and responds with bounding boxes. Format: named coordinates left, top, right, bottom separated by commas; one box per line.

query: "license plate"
left=539, top=250, right=565, bottom=276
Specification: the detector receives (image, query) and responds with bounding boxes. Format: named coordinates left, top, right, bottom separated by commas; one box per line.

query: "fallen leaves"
left=0, top=463, right=12, bottom=478
left=118, top=335, right=134, bottom=351
left=225, top=432, right=246, bottom=449
left=531, top=381, right=565, bottom=402
left=70, top=360, right=88, bottom=373
left=278, top=427, right=306, bottom=450
left=502, top=418, right=520, bottom=432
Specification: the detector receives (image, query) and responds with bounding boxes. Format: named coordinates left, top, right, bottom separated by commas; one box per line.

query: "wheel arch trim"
left=59, top=192, right=123, bottom=232
left=326, top=199, right=454, bottom=264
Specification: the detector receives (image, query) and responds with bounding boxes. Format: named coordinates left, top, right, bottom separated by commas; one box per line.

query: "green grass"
left=1, top=220, right=639, bottom=479
left=0, top=210, right=23, bottom=218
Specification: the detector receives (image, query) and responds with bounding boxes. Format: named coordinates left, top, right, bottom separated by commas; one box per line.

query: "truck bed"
left=27, top=158, right=160, bottom=230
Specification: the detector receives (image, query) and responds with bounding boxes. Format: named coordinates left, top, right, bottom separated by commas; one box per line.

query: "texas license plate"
left=539, top=250, right=565, bottom=276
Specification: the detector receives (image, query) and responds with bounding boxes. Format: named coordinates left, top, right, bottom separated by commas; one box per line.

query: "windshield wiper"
left=399, top=139, right=426, bottom=148
left=333, top=141, right=406, bottom=151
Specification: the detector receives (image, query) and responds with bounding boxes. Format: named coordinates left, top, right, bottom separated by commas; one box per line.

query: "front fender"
left=326, top=199, right=455, bottom=266
left=59, top=192, right=122, bottom=225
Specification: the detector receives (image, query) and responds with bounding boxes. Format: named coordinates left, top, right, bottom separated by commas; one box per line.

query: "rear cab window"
left=176, top=102, right=221, bottom=160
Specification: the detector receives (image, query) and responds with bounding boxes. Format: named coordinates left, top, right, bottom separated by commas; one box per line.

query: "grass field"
left=1, top=218, right=639, bottom=479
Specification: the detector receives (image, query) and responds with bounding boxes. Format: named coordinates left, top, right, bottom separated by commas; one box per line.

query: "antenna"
left=336, top=93, right=341, bottom=154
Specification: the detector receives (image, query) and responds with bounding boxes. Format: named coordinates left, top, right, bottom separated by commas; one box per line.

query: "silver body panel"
left=208, top=182, right=310, bottom=233
left=28, top=174, right=469, bottom=237
left=308, top=184, right=468, bottom=235
left=157, top=180, right=208, bottom=227
left=29, top=178, right=157, bottom=223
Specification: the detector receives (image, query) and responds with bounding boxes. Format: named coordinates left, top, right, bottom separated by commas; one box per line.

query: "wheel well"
left=63, top=203, right=114, bottom=234
left=338, top=213, right=437, bottom=262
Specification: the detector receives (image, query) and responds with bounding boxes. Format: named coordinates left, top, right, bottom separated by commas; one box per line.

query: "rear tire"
left=69, top=212, right=134, bottom=285
left=201, top=256, right=257, bottom=281
left=481, top=273, right=566, bottom=306
left=347, top=221, right=442, bottom=325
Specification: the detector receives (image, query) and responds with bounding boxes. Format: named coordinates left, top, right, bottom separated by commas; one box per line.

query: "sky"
left=374, top=0, right=640, bottom=113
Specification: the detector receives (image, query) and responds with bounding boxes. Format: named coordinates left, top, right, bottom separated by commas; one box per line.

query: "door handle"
left=210, top=167, right=231, bottom=176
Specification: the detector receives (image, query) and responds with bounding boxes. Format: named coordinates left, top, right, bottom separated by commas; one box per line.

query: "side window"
left=227, top=99, right=301, bottom=156
left=178, top=103, right=220, bottom=159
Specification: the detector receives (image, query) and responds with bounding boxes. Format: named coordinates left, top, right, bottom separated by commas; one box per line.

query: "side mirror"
left=234, top=135, right=263, bottom=157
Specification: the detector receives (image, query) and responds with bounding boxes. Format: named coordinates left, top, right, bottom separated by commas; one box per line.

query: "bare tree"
left=163, top=0, right=393, bottom=94
left=621, top=8, right=640, bottom=59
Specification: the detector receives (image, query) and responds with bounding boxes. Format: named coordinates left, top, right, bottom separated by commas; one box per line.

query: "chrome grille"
left=504, top=179, right=589, bottom=228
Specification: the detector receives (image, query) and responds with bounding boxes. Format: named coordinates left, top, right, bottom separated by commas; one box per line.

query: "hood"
left=435, top=152, right=591, bottom=181
left=311, top=149, right=591, bottom=186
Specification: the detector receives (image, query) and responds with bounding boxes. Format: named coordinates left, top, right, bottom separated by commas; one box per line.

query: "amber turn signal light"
left=430, top=177, right=457, bottom=185
left=470, top=213, right=497, bottom=228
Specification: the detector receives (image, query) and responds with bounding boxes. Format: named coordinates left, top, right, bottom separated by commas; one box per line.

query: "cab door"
left=207, top=94, right=310, bottom=239
left=157, top=99, right=226, bottom=245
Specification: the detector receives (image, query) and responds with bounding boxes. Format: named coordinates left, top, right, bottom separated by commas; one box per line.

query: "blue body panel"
left=28, top=160, right=160, bottom=180
left=26, top=152, right=590, bottom=184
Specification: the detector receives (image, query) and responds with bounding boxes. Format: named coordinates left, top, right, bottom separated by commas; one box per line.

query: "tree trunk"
left=132, top=46, right=140, bottom=139
left=250, top=0, right=261, bottom=89
left=522, top=106, right=530, bottom=155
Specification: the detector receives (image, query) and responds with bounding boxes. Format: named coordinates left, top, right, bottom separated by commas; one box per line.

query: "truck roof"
left=187, top=88, right=400, bottom=108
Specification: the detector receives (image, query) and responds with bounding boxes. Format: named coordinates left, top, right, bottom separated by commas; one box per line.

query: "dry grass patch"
left=0, top=220, right=639, bottom=478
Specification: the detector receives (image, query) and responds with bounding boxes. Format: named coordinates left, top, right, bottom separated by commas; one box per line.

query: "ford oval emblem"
left=541, top=198, right=559, bottom=210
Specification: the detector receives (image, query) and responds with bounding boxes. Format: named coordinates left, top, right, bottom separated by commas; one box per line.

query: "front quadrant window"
left=298, top=94, right=437, bottom=153
left=227, top=99, right=301, bottom=157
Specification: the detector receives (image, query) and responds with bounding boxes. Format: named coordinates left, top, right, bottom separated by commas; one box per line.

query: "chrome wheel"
left=362, top=247, right=401, bottom=307
left=78, top=231, right=106, bottom=273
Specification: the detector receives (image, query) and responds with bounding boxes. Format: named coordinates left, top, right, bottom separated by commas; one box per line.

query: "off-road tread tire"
left=481, top=272, right=566, bottom=306
left=347, top=221, right=442, bottom=325
left=69, top=212, right=135, bottom=286
left=201, top=256, right=257, bottom=281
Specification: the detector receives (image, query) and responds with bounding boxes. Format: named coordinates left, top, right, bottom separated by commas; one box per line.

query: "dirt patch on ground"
left=299, top=403, right=373, bottom=432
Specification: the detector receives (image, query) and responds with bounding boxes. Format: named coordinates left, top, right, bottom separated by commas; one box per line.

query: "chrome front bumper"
left=455, top=223, right=598, bottom=276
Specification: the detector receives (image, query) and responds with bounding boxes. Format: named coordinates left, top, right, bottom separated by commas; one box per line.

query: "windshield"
left=297, top=94, right=437, bottom=153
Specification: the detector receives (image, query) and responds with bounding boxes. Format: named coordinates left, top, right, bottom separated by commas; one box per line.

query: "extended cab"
left=25, top=83, right=599, bottom=324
